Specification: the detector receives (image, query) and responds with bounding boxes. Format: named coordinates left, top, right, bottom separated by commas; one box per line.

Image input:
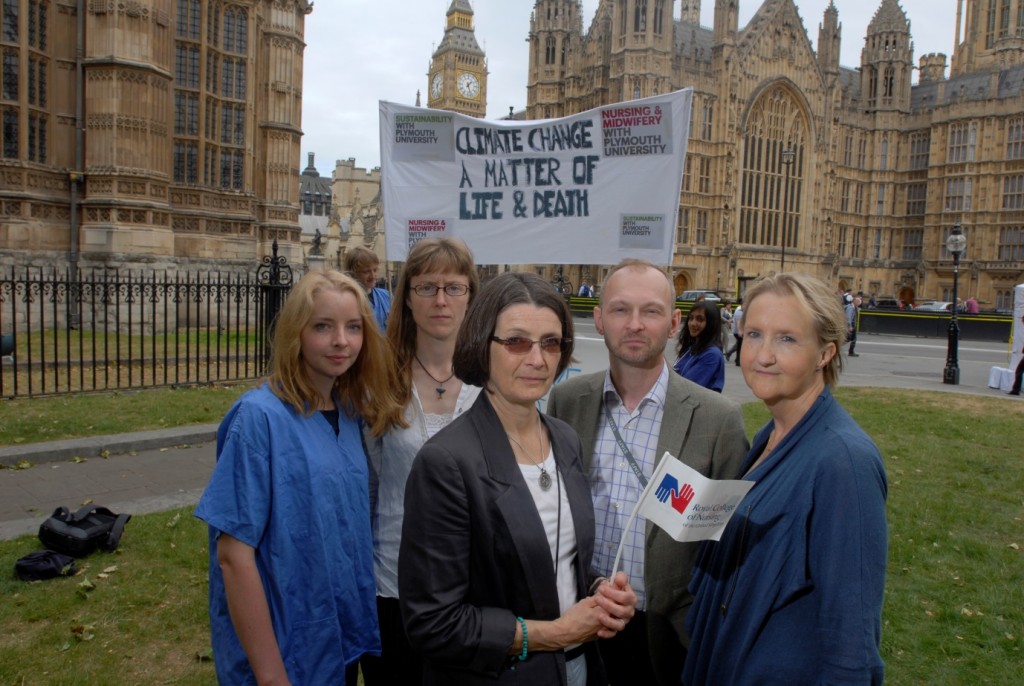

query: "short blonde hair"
left=267, top=270, right=404, bottom=435
left=742, top=272, right=845, bottom=387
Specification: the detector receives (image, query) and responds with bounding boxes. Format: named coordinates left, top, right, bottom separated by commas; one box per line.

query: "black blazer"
left=399, top=392, right=605, bottom=686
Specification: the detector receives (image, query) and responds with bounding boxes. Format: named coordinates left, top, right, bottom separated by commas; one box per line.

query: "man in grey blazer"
left=547, top=259, right=748, bottom=686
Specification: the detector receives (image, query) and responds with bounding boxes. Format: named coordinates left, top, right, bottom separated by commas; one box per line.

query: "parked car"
left=869, top=297, right=902, bottom=309
left=677, top=289, right=722, bottom=303
left=914, top=301, right=953, bottom=312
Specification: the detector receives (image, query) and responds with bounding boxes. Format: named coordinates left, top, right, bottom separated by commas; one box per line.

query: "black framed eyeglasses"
left=490, top=335, right=571, bottom=354
left=411, top=283, right=470, bottom=297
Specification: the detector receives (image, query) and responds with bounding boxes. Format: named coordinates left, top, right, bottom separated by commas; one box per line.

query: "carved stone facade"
left=527, top=0, right=1024, bottom=308
left=427, top=0, right=488, bottom=118
left=0, top=0, right=312, bottom=273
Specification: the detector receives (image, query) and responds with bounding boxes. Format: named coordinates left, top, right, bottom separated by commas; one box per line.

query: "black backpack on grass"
left=38, top=505, right=131, bottom=557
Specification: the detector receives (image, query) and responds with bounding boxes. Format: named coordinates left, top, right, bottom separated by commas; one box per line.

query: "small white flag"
left=610, top=452, right=755, bottom=578
left=636, top=451, right=754, bottom=543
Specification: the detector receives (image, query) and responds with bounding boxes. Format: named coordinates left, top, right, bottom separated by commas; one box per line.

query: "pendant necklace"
left=414, top=354, right=455, bottom=400
left=507, top=417, right=552, bottom=491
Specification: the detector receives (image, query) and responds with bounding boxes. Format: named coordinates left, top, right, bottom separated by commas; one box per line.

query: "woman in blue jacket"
left=672, top=300, right=725, bottom=391
left=684, top=272, right=888, bottom=685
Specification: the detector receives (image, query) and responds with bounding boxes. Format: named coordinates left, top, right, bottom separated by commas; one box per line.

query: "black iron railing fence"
left=0, top=246, right=293, bottom=399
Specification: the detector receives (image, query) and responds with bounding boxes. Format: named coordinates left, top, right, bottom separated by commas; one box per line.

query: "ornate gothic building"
left=526, top=0, right=1024, bottom=308
left=427, top=0, right=488, bottom=118
left=0, top=0, right=311, bottom=273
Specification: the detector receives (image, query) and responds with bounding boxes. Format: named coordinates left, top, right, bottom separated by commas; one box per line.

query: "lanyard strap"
left=603, top=401, right=648, bottom=489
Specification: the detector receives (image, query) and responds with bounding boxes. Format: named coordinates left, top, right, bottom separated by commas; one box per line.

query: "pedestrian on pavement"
left=547, top=259, right=748, bottom=686
left=195, top=270, right=405, bottom=686
left=360, top=238, right=481, bottom=685
left=719, top=301, right=734, bottom=351
left=1009, top=314, right=1024, bottom=396
left=399, top=271, right=638, bottom=686
left=673, top=300, right=726, bottom=392
left=845, top=294, right=861, bottom=357
left=345, top=246, right=392, bottom=331
left=726, top=301, right=743, bottom=365
left=684, top=272, right=888, bottom=685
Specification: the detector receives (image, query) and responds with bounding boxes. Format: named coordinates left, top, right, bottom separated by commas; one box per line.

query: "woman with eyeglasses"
left=359, top=238, right=481, bottom=686
left=399, top=272, right=638, bottom=686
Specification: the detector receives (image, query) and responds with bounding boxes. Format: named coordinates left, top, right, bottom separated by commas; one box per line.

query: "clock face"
left=430, top=73, right=443, bottom=99
left=457, top=72, right=480, bottom=99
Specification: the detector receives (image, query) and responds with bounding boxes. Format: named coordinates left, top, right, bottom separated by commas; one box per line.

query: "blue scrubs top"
left=195, top=384, right=380, bottom=685
left=369, top=287, right=391, bottom=331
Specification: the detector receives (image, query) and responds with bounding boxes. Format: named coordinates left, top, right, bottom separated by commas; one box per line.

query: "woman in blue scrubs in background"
left=195, top=270, right=405, bottom=685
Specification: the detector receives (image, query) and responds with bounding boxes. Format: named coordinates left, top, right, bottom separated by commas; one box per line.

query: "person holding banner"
left=360, top=238, right=481, bottom=685
left=672, top=300, right=726, bottom=392
left=399, top=272, right=637, bottom=686
left=546, top=259, right=747, bottom=686
left=684, top=272, right=888, bottom=685
left=344, top=246, right=392, bottom=331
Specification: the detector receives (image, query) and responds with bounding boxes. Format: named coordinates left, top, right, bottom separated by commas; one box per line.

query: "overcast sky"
left=300, top=0, right=955, bottom=173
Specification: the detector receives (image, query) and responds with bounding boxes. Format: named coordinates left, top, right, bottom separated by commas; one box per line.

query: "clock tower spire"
left=427, top=0, right=488, bottom=117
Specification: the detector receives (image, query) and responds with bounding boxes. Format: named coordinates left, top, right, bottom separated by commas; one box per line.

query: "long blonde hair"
left=266, top=270, right=405, bottom=435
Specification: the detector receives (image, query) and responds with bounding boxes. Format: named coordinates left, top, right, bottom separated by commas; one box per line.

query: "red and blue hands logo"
left=655, top=475, right=694, bottom=514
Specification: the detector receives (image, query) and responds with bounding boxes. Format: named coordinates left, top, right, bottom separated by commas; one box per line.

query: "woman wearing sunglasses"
left=360, top=237, right=481, bottom=685
left=399, top=272, right=637, bottom=686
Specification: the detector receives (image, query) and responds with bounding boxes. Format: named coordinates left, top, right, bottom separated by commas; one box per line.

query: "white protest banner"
left=378, top=90, right=692, bottom=265
left=637, top=451, right=754, bottom=543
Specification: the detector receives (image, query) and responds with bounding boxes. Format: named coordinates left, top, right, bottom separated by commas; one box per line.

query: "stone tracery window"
left=739, top=86, right=806, bottom=252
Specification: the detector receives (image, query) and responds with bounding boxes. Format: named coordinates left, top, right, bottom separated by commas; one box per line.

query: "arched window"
left=880, top=137, right=888, bottom=170
left=634, top=1, right=647, bottom=32
left=739, top=86, right=807, bottom=252
left=545, top=36, right=556, bottom=65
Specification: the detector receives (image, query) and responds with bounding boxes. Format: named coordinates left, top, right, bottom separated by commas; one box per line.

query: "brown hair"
left=453, top=272, right=574, bottom=388
left=266, top=270, right=405, bottom=435
left=741, top=272, right=845, bottom=387
left=386, top=238, right=479, bottom=407
left=343, top=246, right=380, bottom=274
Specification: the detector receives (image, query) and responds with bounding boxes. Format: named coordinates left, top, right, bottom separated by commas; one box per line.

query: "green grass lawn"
left=1, top=387, right=1022, bottom=684
left=0, top=384, right=251, bottom=446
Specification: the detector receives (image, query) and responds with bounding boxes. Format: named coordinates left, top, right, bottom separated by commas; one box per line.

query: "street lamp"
left=943, top=224, right=967, bottom=385
left=780, top=144, right=796, bottom=272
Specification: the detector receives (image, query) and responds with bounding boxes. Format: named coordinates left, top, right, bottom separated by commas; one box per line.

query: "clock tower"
left=427, top=0, right=488, bottom=117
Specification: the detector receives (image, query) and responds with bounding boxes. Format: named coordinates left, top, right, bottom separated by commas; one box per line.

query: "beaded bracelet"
left=517, top=616, right=528, bottom=662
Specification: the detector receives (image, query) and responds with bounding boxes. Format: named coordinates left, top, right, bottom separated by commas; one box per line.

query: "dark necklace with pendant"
left=414, top=354, right=456, bottom=400
left=507, top=419, right=552, bottom=491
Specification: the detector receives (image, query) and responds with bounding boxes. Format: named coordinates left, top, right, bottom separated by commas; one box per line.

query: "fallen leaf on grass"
left=102, top=565, right=118, bottom=573
left=1009, top=543, right=1020, bottom=550
left=76, top=577, right=96, bottom=598
left=70, top=624, right=95, bottom=641
left=166, top=513, right=181, bottom=528
left=96, top=573, right=109, bottom=580
left=1007, top=633, right=1017, bottom=641
left=59, top=641, right=71, bottom=652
